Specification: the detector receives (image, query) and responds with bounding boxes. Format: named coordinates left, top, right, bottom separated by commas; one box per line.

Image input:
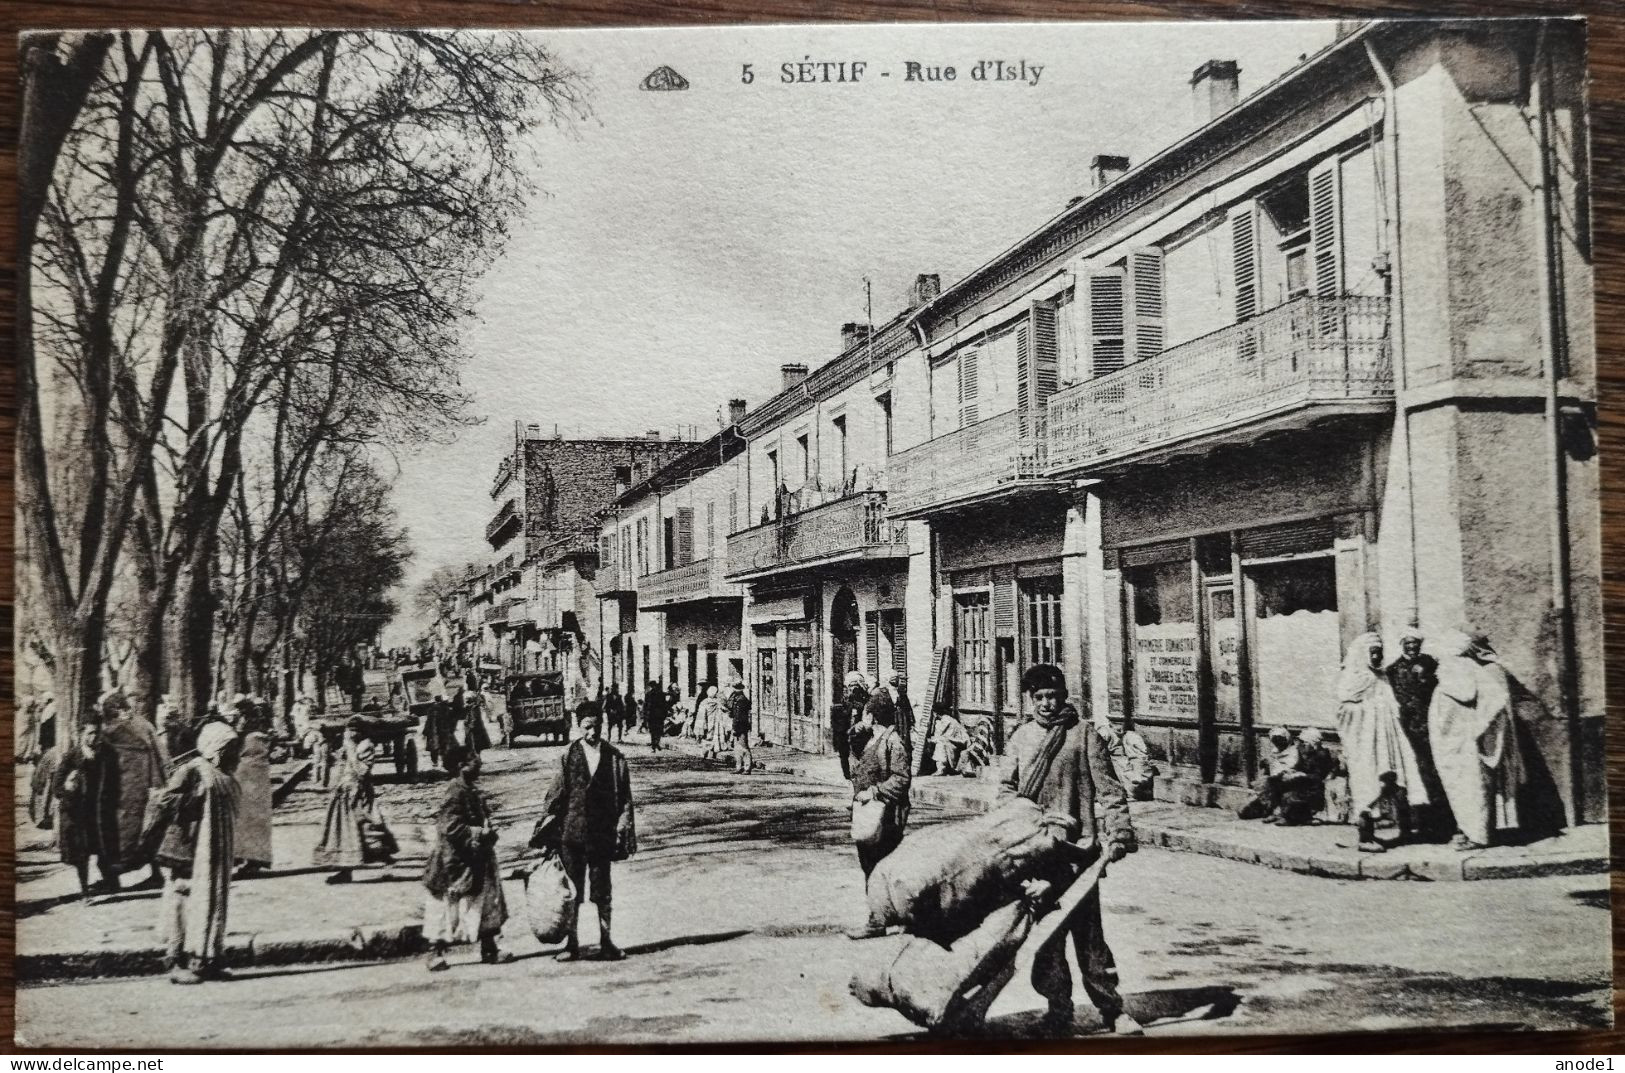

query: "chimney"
left=840, top=322, right=872, bottom=351
left=1191, top=60, right=1240, bottom=124
left=912, top=273, right=941, bottom=307
left=727, top=398, right=747, bottom=425
left=645, top=429, right=661, bottom=440
left=1066, top=195, right=1085, bottom=209
left=781, top=362, right=809, bottom=392
left=1089, top=154, right=1130, bottom=190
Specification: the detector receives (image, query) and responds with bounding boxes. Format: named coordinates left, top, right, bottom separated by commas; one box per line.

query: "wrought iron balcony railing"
left=726, top=491, right=907, bottom=580
left=640, top=556, right=741, bottom=609
left=1046, top=295, right=1393, bottom=476
left=885, top=410, right=1054, bottom=519
left=486, top=498, right=521, bottom=545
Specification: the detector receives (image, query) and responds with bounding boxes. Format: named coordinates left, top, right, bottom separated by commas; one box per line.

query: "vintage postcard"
left=14, top=17, right=1609, bottom=1048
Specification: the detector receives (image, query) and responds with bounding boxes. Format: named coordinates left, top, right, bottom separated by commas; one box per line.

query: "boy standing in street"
left=998, top=663, right=1142, bottom=1037
left=727, top=678, right=754, bottom=775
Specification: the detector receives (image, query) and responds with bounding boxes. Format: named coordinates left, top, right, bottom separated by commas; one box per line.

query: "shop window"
left=1249, top=556, right=1340, bottom=729
left=668, top=648, right=680, bottom=688
left=756, top=647, right=777, bottom=716
left=1128, top=560, right=1199, bottom=722
left=956, top=592, right=993, bottom=709
left=1019, top=578, right=1063, bottom=671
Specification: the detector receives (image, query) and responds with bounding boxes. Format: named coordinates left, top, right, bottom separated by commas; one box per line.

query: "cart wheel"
left=404, top=738, right=418, bottom=777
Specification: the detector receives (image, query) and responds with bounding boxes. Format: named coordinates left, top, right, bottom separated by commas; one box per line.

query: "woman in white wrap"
left=1335, top=632, right=1428, bottom=818
left=1428, top=630, right=1522, bottom=850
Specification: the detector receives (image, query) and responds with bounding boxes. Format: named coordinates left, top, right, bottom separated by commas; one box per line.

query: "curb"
left=716, top=746, right=1610, bottom=884
left=19, top=922, right=424, bottom=984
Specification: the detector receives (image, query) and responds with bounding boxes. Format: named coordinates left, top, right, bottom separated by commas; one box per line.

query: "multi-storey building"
left=728, top=302, right=936, bottom=751
left=597, top=408, right=749, bottom=704
left=887, top=18, right=1600, bottom=823
left=481, top=424, right=689, bottom=702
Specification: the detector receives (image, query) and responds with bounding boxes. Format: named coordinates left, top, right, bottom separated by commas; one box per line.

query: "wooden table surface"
left=1, top=0, right=1620, bottom=1055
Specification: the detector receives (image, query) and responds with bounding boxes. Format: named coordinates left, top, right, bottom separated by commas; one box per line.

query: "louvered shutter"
left=1016, top=325, right=1033, bottom=413
left=1230, top=201, right=1262, bottom=364
left=993, top=566, right=1017, bottom=638
left=1086, top=270, right=1126, bottom=377
left=958, top=349, right=981, bottom=427
left=1231, top=201, right=1260, bottom=321
left=888, top=613, right=906, bottom=680
left=675, top=508, right=694, bottom=565
left=706, top=502, right=716, bottom=556
left=1125, top=247, right=1165, bottom=363
left=1309, top=158, right=1343, bottom=300
left=865, top=611, right=880, bottom=682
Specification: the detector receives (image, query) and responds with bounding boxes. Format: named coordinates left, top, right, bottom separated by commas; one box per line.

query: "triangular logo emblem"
left=640, top=66, right=690, bottom=91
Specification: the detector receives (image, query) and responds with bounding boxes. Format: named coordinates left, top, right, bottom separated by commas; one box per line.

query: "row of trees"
left=19, top=30, right=587, bottom=739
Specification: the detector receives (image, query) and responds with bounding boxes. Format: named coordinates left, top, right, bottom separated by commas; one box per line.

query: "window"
left=1249, top=556, right=1340, bottom=729
left=706, top=501, right=716, bottom=557
left=877, top=393, right=894, bottom=457
left=831, top=415, right=848, bottom=492
left=669, top=648, right=680, bottom=688
left=614, top=464, right=632, bottom=486
left=957, top=350, right=981, bottom=427
left=687, top=644, right=699, bottom=696
left=1019, top=578, right=1063, bottom=670
left=766, top=448, right=780, bottom=493
left=956, top=592, right=992, bottom=709
left=729, top=490, right=738, bottom=534
left=796, top=433, right=811, bottom=485
left=757, top=647, right=778, bottom=717
left=1128, top=559, right=1198, bottom=722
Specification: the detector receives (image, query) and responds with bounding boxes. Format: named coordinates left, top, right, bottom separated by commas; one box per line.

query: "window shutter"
left=676, top=507, right=694, bottom=565
left=1017, top=302, right=1061, bottom=414
left=1016, top=325, right=1032, bottom=414
left=1230, top=202, right=1260, bottom=321
left=958, top=349, right=981, bottom=427
left=1125, top=247, right=1165, bottom=364
left=728, top=490, right=738, bottom=534
left=865, top=611, right=880, bottom=682
left=706, top=502, right=715, bottom=556
left=993, top=566, right=1017, bottom=638
left=1309, top=158, right=1343, bottom=300
left=1086, top=269, right=1126, bottom=377
left=888, top=613, right=906, bottom=679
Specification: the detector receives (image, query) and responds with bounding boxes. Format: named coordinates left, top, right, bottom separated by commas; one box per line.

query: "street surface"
left=16, top=744, right=1613, bottom=1048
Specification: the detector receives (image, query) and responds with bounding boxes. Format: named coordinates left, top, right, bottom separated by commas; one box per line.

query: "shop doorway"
left=831, top=586, right=860, bottom=699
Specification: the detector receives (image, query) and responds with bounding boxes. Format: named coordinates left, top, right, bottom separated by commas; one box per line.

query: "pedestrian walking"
left=155, top=693, right=187, bottom=760
left=17, top=695, right=43, bottom=765
left=138, top=721, right=243, bottom=985
left=642, top=680, right=666, bottom=752
left=623, top=684, right=639, bottom=744
left=1336, top=631, right=1429, bottom=834
left=1429, top=630, right=1525, bottom=851
left=698, top=685, right=725, bottom=759
left=233, top=723, right=274, bottom=877
left=422, top=743, right=510, bottom=971
left=313, top=719, right=399, bottom=883
left=832, top=671, right=868, bottom=780
left=604, top=688, right=627, bottom=743
left=99, top=689, right=168, bottom=891
left=889, top=674, right=915, bottom=763
left=848, top=694, right=909, bottom=913
left=539, top=708, right=637, bottom=961
left=727, top=678, right=754, bottom=774
left=999, top=664, right=1141, bottom=1037
left=54, top=719, right=121, bottom=898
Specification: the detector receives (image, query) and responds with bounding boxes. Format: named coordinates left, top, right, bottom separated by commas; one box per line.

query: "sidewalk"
left=15, top=753, right=543, bottom=984
left=673, top=737, right=1609, bottom=883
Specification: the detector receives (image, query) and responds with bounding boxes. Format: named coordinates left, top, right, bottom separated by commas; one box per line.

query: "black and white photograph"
left=12, top=16, right=1610, bottom=1048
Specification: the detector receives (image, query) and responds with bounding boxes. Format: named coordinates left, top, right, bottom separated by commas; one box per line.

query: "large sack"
left=866, top=796, right=1061, bottom=942
left=524, top=852, right=576, bottom=944
left=850, top=901, right=1033, bottom=1030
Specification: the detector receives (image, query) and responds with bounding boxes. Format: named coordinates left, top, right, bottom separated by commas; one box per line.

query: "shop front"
left=744, top=587, right=819, bottom=750
left=1092, top=427, right=1382, bottom=793
left=936, top=502, right=1068, bottom=755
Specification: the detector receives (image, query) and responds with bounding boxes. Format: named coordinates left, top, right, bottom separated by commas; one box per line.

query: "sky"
left=380, top=19, right=1337, bottom=647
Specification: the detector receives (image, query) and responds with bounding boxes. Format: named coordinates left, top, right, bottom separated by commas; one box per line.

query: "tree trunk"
left=166, top=546, right=218, bottom=723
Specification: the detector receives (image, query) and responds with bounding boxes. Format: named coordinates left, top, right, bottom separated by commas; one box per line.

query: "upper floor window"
left=876, top=393, right=894, bottom=457
left=830, top=415, right=848, bottom=492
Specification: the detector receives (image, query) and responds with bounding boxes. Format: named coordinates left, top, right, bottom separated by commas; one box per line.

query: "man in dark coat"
left=1386, top=627, right=1449, bottom=840
left=603, top=689, right=627, bottom=743
left=999, top=664, right=1142, bottom=1037
left=539, top=709, right=636, bottom=961
left=888, top=674, right=916, bottom=765
left=726, top=678, right=754, bottom=775
left=832, top=672, right=868, bottom=780
left=642, top=681, right=666, bottom=753
left=55, top=720, right=121, bottom=897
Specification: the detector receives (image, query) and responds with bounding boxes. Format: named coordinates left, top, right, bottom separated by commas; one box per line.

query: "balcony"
left=886, top=410, right=1060, bottom=520
left=486, top=498, right=521, bottom=547
left=1046, top=295, right=1393, bottom=477
left=727, top=490, right=908, bottom=581
left=595, top=561, right=632, bottom=598
left=640, top=556, right=742, bottom=610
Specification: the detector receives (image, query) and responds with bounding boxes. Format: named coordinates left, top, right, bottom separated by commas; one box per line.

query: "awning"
left=748, top=589, right=812, bottom=624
